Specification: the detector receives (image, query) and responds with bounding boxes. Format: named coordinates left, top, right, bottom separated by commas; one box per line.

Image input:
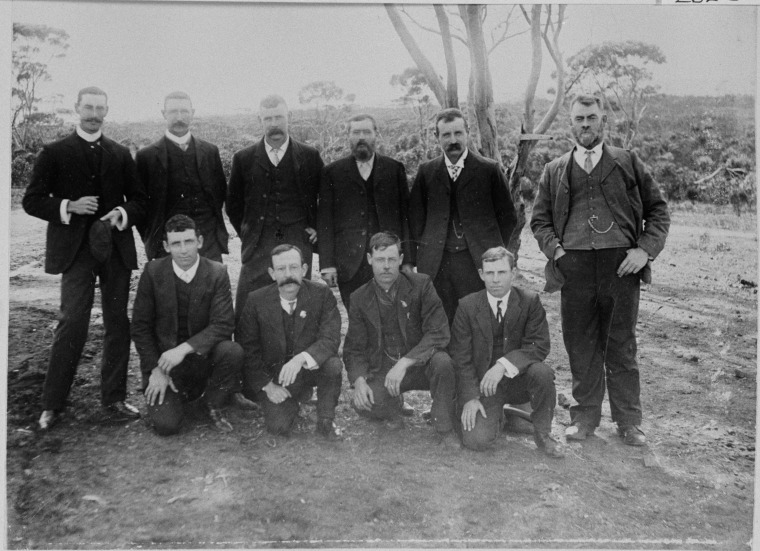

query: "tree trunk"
left=434, top=5, right=458, bottom=108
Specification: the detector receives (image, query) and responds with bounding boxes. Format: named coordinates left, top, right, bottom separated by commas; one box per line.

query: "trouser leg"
left=503, top=362, right=556, bottom=434
left=560, top=250, right=606, bottom=428
left=461, top=393, right=505, bottom=451
left=41, top=247, right=97, bottom=411
left=423, top=351, right=456, bottom=434
left=433, top=250, right=484, bottom=324
left=315, top=356, right=343, bottom=421
left=235, top=261, right=273, bottom=327
left=205, top=341, right=243, bottom=408
left=338, top=261, right=374, bottom=313
left=147, top=388, right=185, bottom=436
left=98, top=251, right=132, bottom=406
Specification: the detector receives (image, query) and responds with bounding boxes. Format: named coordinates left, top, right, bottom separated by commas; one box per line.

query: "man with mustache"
left=343, top=232, right=456, bottom=445
left=236, top=244, right=342, bottom=438
left=531, top=94, right=670, bottom=446
left=227, top=95, right=323, bottom=321
left=23, top=86, right=147, bottom=430
left=318, top=114, right=414, bottom=312
left=132, top=215, right=242, bottom=435
left=409, top=108, right=517, bottom=324
left=135, top=91, right=229, bottom=263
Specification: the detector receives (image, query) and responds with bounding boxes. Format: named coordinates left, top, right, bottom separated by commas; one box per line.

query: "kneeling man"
left=449, top=247, right=564, bottom=458
left=236, top=244, right=342, bottom=438
left=344, top=232, right=456, bottom=440
left=132, top=215, right=243, bottom=435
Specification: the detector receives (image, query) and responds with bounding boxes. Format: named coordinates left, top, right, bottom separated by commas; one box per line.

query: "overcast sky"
left=10, top=1, right=758, bottom=123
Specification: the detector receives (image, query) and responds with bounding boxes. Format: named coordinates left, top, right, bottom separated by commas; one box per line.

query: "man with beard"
left=136, top=91, right=229, bottom=263
left=531, top=94, right=670, bottom=446
left=409, top=108, right=517, bottom=324
left=23, top=86, right=147, bottom=430
left=343, top=232, right=456, bottom=444
left=132, top=215, right=242, bottom=435
left=236, top=244, right=342, bottom=438
left=227, top=95, right=323, bottom=321
left=318, top=114, right=414, bottom=312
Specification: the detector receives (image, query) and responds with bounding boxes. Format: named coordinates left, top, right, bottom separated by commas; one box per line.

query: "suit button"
left=262, top=194, right=267, bottom=198
left=259, top=216, right=264, bottom=220
left=361, top=230, right=366, bottom=236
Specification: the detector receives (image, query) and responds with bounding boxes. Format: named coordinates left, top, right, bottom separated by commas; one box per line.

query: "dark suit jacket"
left=135, top=136, right=230, bottom=260
left=408, top=150, right=517, bottom=278
left=22, top=132, right=147, bottom=274
left=236, top=279, right=341, bottom=393
left=318, top=154, right=415, bottom=280
left=449, top=287, right=551, bottom=403
left=226, top=138, right=323, bottom=264
left=343, top=272, right=450, bottom=384
left=131, top=256, right=235, bottom=385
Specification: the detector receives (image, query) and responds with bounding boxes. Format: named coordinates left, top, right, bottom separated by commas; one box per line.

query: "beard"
left=351, top=141, right=374, bottom=162
left=573, top=128, right=602, bottom=149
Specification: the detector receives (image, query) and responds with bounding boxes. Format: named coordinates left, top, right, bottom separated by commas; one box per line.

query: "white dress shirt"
left=573, top=141, right=603, bottom=173
left=266, top=136, right=290, bottom=166
left=444, top=147, right=468, bottom=180
left=165, top=130, right=192, bottom=148
left=172, top=255, right=200, bottom=283
left=356, top=154, right=375, bottom=181
left=486, top=290, right=519, bottom=379
left=278, top=295, right=317, bottom=369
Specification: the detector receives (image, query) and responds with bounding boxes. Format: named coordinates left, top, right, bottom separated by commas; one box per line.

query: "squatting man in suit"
left=236, top=244, right=343, bottom=439
left=136, top=91, right=229, bottom=263
left=318, top=113, right=415, bottom=311
left=132, top=215, right=243, bottom=435
left=449, top=247, right=565, bottom=458
left=23, top=86, right=147, bottom=430
left=409, top=108, right=517, bottom=324
left=227, top=95, right=323, bottom=321
left=531, top=94, right=670, bottom=446
left=343, top=232, right=457, bottom=446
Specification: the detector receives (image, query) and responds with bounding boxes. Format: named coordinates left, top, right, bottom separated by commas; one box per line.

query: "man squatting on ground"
left=131, top=215, right=243, bottom=435
left=236, top=244, right=343, bottom=439
left=531, top=94, right=670, bottom=446
left=23, top=86, right=147, bottom=430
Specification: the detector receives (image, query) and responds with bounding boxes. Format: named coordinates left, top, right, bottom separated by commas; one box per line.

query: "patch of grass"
left=670, top=201, right=757, bottom=232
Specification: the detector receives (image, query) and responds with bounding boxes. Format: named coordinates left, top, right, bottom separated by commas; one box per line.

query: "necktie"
left=450, top=165, right=461, bottom=181
left=288, top=300, right=296, bottom=315
left=359, top=162, right=371, bottom=181
left=271, top=148, right=280, bottom=166
left=179, top=143, right=188, bottom=152
left=496, top=300, right=503, bottom=323
left=180, top=271, right=192, bottom=283
left=584, top=150, right=594, bottom=174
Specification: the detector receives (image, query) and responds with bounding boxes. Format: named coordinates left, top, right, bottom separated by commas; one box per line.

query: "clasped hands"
left=67, top=195, right=123, bottom=227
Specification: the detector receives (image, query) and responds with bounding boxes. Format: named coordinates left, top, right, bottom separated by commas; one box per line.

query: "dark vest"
left=165, top=139, right=214, bottom=223
left=377, top=293, right=405, bottom=363
left=363, top=163, right=381, bottom=250
left=265, top=147, right=306, bottom=227
left=77, top=137, right=106, bottom=240
left=444, top=171, right=468, bottom=253
left=174, top=274, right=194, bottom=344
left=563, top=154, right=630, bottom=250
left=282, top=308, right=296, bottom=359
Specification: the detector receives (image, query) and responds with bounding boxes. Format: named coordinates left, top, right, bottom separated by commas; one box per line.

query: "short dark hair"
left=570, top=94, right=604, bottom=111
left=164, top=214, right=197, bottom=236
left=347, top=114, right=378, bottom=134
left=260, top=94, right=287, bottom=111
left=164, top=91, right=192, bottom=109
left=434, top=108, right=468, bottom=136
left=368, top=232, right=401, bottom=255
left=77, top=86, right=108, bottom=105
left=481, top=246, right=516, bottom=270
left=270, top=243, right=303, bottom=266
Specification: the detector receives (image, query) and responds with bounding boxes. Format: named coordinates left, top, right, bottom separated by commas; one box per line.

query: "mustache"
left=266, top=127, right=284, bottom=137
left=84, top=117, right=103, bottom=124
left=446, top=143, right=462, bottom=152
left=278, top=277, right=301, bottom=287
left=172, top=121, right=188, bottom=128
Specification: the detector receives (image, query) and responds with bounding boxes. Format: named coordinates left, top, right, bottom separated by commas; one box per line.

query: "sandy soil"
left=5, top=206, right=756, bottom=549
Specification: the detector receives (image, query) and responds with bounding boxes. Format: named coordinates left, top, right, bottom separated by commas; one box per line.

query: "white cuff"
left=302, top=352, right=318, bottom=369
left=114, top=206, right=128, bottom=231
left=60, top=200, right=71, bottom=224
left=497, top=358, right=519, bottom=379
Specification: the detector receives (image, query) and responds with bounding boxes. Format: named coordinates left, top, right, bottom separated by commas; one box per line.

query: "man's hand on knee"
left=145, top=367, right=177, bottom=406
left=461, top=398, right=486, bottom=432
left=263, top=381, right=291, bottom=404
left=385, top=357, right=415, bottom=397
left=157, top=342, right=194, bottom=375
left=352, top=377, right=374, bottom=411
left=278, top=355, right=307, bottom=387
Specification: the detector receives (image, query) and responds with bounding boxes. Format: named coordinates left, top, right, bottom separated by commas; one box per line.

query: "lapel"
left=254, top=139, right=271, bottom=173
left=454, top=150, right=477, bottom=193
left=358, top=282, right=381, bottom=336
left=395, top=275, right=412, bottom=343
left=290, top=139, right=304, bottom=194
left=188, top=257, right=209, bottom=317
left=293, top=281, right=311, bottom=346
left=99, top=136, right=114, bottom=177
left=344, top=156, right=368, bottom=192
left=435, top=155, right=450, bottom=192
left=474, top=291, right=493, bottom=352
left=156, top=137, right=169, bottom=171
left=154, top=257, right=179, bottom=339
left=502, top=289, right=522, bottom=345
left=193, top=136, right=207, bottom=174
left=597, top=143, right=618, bottom=184
left=262, top=284, right=288, bottom=358
left=557, top=150, right=573, bottom=197
left=64, top=133, right=91, bottom=180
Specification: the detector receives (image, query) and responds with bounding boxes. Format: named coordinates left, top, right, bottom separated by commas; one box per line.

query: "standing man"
left=236, top=245, right=343, bottom=439
left=343, top=232, right=456, bottom=443
left=227, top=95, right=323, bottom=318
left=318, top=113, right=415, bottom=311
left=136, top=91, right=229, bottom=262
left=449, top=247, right=564, bottom=458
left=531, top=94, right=670, bottom=446
left=409, top=108, right=517, bottom=324
left=132, top=215, right=243, bottom=435
left=23, top=86, right=147, bottom=430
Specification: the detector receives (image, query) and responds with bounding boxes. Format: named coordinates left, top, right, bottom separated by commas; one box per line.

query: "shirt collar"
left=355, top=154, right=375, bottom=168
left=574, top=141, right=603, bottom=158
left=444, top=147, right=468, bottom=170
left=266, top=136, right=290, bottom=155
left=76, top=126, right=102, bottom=142
left=373, top=276, right=400, bottom=303
left=486, top=290, right=510, bottom=316
left=165, top=130, right=192, bottom=146
left=279, top=295, right=298, bottom=313
left=172, top=255, right=200, bottom=283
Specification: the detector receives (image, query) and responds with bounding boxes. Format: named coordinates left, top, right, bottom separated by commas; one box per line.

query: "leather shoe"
left=565, top=422, right=594, bottom=441
left=207, top=406, right=233, bottom=433
left=401, top=401, right=415, bottom=417
left=38, top=410, right=59, bottom=431
left=103, top=401, right=140, bottom=422
left=534, top=432, right=566, bottom=459
left=434, top=431, right=461, bottom=451
left=316, top=418, right=340, bottom=440
left=231, top=392, right=259, bottom=411
left=618, top=424, right=646, bottom=446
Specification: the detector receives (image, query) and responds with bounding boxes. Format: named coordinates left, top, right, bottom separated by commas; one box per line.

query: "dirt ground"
left=5, top=204, right=757, bottom=549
